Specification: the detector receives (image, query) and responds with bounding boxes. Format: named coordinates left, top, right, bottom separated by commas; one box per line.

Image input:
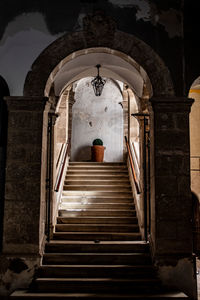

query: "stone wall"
left=0, top=1, right=186, bottom=96
left=149, top=96, right=196, bottom=298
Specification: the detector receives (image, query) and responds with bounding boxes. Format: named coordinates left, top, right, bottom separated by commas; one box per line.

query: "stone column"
left=48, top=112, right=59, bottom=237
left=68, top=89, right=75, bottom=157
left=149, top=97, right=197, bottom=299
left=2, top=96, right=49, bottom=255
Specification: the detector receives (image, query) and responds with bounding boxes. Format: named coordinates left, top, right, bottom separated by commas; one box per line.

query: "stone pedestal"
left=149, top=97, right=197, bottom=299
left=2, top=96, right=49, bottom=255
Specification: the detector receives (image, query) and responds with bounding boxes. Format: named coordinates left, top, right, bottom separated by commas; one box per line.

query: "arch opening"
left=47, top=47, right=151, bottom=242
left=21, top=31, right=174, bottom=253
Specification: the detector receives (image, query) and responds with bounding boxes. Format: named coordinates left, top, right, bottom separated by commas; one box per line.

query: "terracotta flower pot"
left=91, top=145, right=105, bottom=162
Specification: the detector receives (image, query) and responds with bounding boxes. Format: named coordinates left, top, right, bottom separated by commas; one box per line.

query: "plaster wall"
left=71, top=77, right=123, bottom=162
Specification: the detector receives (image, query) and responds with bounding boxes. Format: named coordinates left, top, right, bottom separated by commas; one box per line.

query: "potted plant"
left=91, top=138, right=105, bottom=162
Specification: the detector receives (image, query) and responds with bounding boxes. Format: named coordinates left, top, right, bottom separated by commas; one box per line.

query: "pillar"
left=2, top=96, right=49, bottom=255
left=68, top=89, right=75, bottom=157
left=149, top=96, right=197, bottom=299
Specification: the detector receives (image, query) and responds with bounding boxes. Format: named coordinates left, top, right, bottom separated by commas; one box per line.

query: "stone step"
left=34, top=277, right=161, bottom=293
left=69, top=162, right=126, bottom=166
left=58, top=209, right=136, bottom=217
left=66, top=175, right=129, bottom=180
left=62, top=191, right=132, bottom=197
left=45, top=241, right=148, bottom=253
left=10, top=290, right=189, bottom=299
left=10, top=161, right=189, bottom=300
left=57, top=217, right=138, bottom=224
left=64, top=180, right=130, bottom=186
left=55, top=224, right=139, bottom=233
left=37, top=264, right=155, bottom=278
left=61, top=198, right=134, bottom=204
left=67, top=171, right=128, bottom=175
left=43, top=253, right=151, bottom=265
left=68, top=166, right=127, bottom=170
left=59, top=203, right=135, bottom=210
left=63, top=186, right=132, bottom=191
left=61, top=195, right=133, bottom=201
left=53, top=232, right=141, bottom=241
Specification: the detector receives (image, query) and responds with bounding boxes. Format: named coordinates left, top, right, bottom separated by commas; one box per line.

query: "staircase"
left=11, top=162, right=187, bottom=299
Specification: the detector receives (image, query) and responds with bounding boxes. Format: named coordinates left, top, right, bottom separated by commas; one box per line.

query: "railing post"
left=46, top=112, right=58, bottom=242
left=147, top=128, right=151, bottom=237
left=125, top=136, right=141, bottom=194
left=132, top=113, right=150, bottom=242
left=143, top=116, right=147, bottom=242
left=54, top=141, right=70, bottom=193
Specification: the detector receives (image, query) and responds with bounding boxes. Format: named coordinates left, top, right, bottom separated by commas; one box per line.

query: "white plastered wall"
left=71, top=77, right=124, bottom=162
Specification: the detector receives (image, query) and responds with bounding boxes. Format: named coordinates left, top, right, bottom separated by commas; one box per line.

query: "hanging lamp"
left=91, top=64, right=106, bottom=96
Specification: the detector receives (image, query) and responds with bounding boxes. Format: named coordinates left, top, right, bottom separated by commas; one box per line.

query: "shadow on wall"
left=73, top=145, right=92, bottom=161
left=0, top=75, right=10, bottom=252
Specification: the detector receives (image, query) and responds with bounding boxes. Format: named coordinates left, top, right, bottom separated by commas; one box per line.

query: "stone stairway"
left=11, top=162, right=188, bottom=299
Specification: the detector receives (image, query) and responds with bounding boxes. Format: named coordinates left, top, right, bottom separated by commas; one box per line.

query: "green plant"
left=92, top=138, right=103, bottom=146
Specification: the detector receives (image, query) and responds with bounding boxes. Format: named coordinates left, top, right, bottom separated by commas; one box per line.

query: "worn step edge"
left=65, top=172, right=129, bottom=180
left=55, top=224, right=139, bottom=233
left=58, top=212, right=137, bottom=217
left=47, top=240, right=147, bottom=245
left=60, top=200, right=134, bottom=204
left=62, top=192, right=132, bottom=195
left=36, top=278, right=159, bottom=283
left=57, top=217, right=138, bottom=224
left=43, top=253, right=150, bottom=256
left=67, top=171, right=129, bottom=173
left=67, top=166, right=127, bottom=169
left=58, top=207, right=135, bottom=211
left=58, top=209, right=135, bottom=212
left=39, top=264, right=152, bottom=268
left=57, top=213, right=137, bottom=218
left=11, top=290, right=188, bottom=298
left=68, top=163, right=127, bottom=165
left=64, top=179, right=130, bottom=182
left=63, top=187, right=132, bottom=191
left=59, top=203, right=135, bottom=207
left=61, top=196, right=133, bottom=199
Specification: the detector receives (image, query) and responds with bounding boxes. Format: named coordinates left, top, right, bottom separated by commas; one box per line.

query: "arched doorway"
left=2, top=17, right=196, bottom=297
left=5, top=28, right=173, bottom=252
left=46, top=47, right=153, bottom=243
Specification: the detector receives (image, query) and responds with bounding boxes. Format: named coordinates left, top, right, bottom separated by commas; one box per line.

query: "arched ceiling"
left=53, top=52, right=151, bottom=98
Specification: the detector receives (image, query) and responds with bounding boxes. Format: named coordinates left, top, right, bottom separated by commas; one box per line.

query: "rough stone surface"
left=156, top=256, right=197, bottom=299
left=0, top=255, right=40, bottom=296
left=8, top=258, right=28, bottom=274
left=149, top=97, right=194, bottom=256
left=23, top=27, right=174, bottom=98
left=2, top=97, right=48, bottom=255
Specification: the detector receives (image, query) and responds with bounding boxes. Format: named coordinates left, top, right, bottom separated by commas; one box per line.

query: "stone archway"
left=23, top=12, right=174, bottom=98
left=1, top=12, right=196, bottom=298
